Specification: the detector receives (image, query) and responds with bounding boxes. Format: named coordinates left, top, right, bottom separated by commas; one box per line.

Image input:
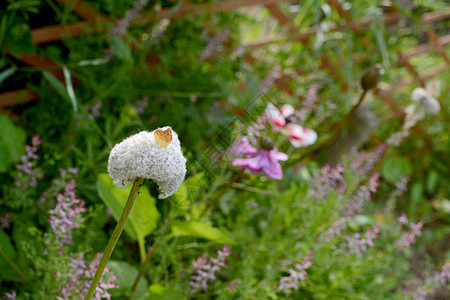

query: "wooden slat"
left=402, top=34, right=450, bottom=59
left=56, top=0, right=110, bottom=22
left=31, top=22, right=91, bottom=44
left=0, top=89, right=39, bottom=108
left=136, top=0, right=280, bottom=24
left=421, top=10, right=450, bottom=23
left=244, top=13, right=399, bottom=49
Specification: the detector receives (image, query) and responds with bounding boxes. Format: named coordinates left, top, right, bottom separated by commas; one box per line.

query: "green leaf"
left=0, top=231, right=16, bottom=264
left=0, top=67, right=15, bottom=85
left=6, top=15, right=35, bottom=54
left=147, top=283, right=185, bottom=300
left=172, top=172, right=203, bottom=212
left=107, top=260, right=148, bottom=299
left=62, top=66, right=78, bottom=112
left=0, top=114, right=26, bottom=172
left=410, top=181, right=424, bottom=203
left=170, top=221, right=234, bottom=244
left=0, top=231, right=20, bottom=280
left=111, top=37, right=132, bottom=62
left=97, top=174, right=160, bottom=256
left=426, top=170, right=439, bottom=194
left=381, top=156, right=412, bottom=184
left=149, top=284, right=165, bottom=296
left=42, top=71, right=71, bottom=101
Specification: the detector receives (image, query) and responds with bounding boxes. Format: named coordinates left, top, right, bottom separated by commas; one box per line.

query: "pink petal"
left=286, top=124, right=317, bottom=147
left=233, top=137, right=257, bottom=155
left=280, top=104, right=295, bottom=118
left=265, top=103, right=285, bottom=128
left=270, top=149, right=288, bottom=161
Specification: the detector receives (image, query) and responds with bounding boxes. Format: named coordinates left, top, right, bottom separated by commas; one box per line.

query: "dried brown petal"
left=154, top=128, right=172, bottom=147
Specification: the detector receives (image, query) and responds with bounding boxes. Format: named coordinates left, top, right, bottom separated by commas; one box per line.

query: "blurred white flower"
left=411, top=79, right=441, bottom=115
left=387, top=79, right=441, bottom=146
left=107, top=127, right=186, bottom=199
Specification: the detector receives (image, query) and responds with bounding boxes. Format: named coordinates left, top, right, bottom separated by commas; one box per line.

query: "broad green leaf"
left=0, top=231, right=20, bottom=280
left=410, top=181, right=424, bottom=203
left=108, top=260, right=148, bottom=299
left=0, top=67, right=15, bottom=85
left=147, top=284, right=185, bottom=300
left=97, top=174, right=160, bottom=254
left=381, top=156, right=412, bottom=184
left=62, top=66, right=78, bottom=112
left=172, top=172, right=204, bottom=212
left=149, top=284, right=165, bottom=296
left=170, top=221, right=234, bottom=244
left=111, top=37, right=132, bottom=62
left=426, top=170, right=439, bottom=194
left=0, top=114, right=26, bottom=172
left=0, top=231, right=16, bottom=264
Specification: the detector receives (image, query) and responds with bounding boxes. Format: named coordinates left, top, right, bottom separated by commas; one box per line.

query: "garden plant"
left=0, top=0, right=449, bottom=299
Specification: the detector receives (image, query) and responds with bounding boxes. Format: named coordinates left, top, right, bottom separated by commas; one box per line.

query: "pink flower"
left=265, top=103, right=317, bottom=148
left=278, top=252, right=314, bottom=296
left=285, top=124, right=317, bottom=148
left=232, top=138, right=288, bottom=180
left=188, top=246, right=232, bottom=294
left=265, top=103, right=294, bottom=128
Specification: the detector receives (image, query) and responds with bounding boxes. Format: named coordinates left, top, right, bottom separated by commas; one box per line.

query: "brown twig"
left=287, top=89, right=369, bottom=167
left=198, top=170, right=243, bottom=219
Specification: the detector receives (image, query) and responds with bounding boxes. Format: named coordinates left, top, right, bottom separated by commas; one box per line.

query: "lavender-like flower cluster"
left=14, top=135, right=43, bottom=189
left=56, top=254, right=118, bottom=300
left=48, top=179, right=87, bottom=246
left=201, top=26, right=231, bottom=61
left=84, top=101, right=103, bottom=119
left=349, top=144, right=386, bottom=176
left=105, top=0, right=148, bottom=59
left=343, top=173, right=380, bottom=217
left=395, top=213, right=423, bottom=248
left=406, top=262, right=450, bottom=300
left=278, top=252, right=314, bottom=296
left=319, top=169, right=380, bottom=242
left=111, top=0, right=148, bottom=37
left=133, top=95, right=149, bottom=116
left=258, top=65, right=281, bottom=95
left=187, top=245, right=232, bottom=294
left=297, top=84, right=320, bottom=123
left=0, top=212, right=12, bottom=230
left=2, top=291, right=16, bottom=300
left=310, top=164, right=346, bottom=201
left=342, top=223, right=381, bottom=257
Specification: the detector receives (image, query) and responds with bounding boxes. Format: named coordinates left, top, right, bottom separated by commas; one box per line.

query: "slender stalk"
left=320, top=89, right=369, bottom=151
left=84, top=177, right=144, bottom=300
left=366, top=144, right=392, bottom=183
left=0, top=247, right=28, bottom=281
left=287, top=89, right=369, bottom=167
left=199, top=170, right=243, bottom=219
left=129, top=239, right=162, bottom=295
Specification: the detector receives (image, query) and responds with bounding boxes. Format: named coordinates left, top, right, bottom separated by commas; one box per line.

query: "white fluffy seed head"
left=107, top=127, right=187, bottom=199
left=411, top=87, right=440, bottom=115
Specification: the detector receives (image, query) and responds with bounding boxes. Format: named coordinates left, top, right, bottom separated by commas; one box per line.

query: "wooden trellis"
left=0, top=0, right=448, bottom=112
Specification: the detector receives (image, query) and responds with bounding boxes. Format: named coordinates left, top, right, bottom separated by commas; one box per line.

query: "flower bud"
left=260, top=136, right=275, bottom=150
left=107, top=127, right=186, bottom=199
left=361, top=64, right=384, bottom=91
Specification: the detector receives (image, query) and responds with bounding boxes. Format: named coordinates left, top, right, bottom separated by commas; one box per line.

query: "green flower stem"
left=84, top=177, right=144, bottom=300
left=129, top=239, right=161, bottom=295
left=0, top=247, right=28, bottom=281
left=287, top=89, right=369, bottom=167
left=365, top=144, right=392, bottom=184
left=199, top=170, right=243, bottom=219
